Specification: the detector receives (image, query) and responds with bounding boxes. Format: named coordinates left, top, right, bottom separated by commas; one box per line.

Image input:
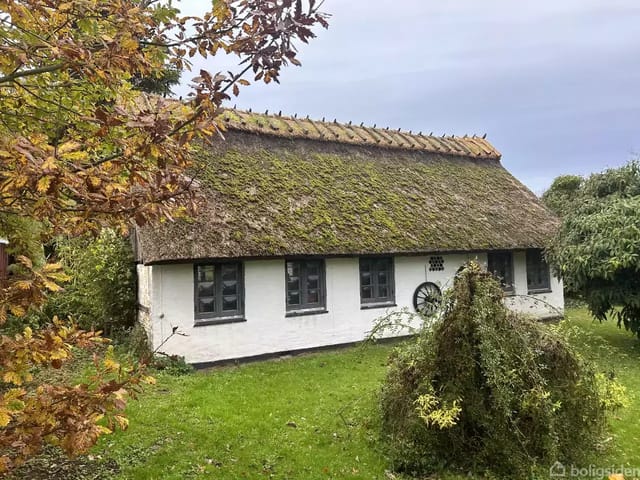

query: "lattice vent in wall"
left=429, top=255, right=445, bottom=272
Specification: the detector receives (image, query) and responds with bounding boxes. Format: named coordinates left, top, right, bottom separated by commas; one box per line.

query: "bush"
left=151, top=354, right=194, bottom=376
left=379, top=262, right=622, bottom=478
left=38, top=229, right=137, bottom=336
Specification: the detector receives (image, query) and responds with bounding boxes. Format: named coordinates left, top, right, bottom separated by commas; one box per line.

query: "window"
left=194, top=263, right=244, bottom=324
left=526, top=249, right=551, bottom=293
left=286, top=259, right=326, bottom=314
left=487, top=251, right=514, bottom=293
left=429, top=255, right=445, bottom=271
left=360, top=257, right=395, bottom=307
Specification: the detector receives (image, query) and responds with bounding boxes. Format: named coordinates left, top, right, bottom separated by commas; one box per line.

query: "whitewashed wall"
left=148, top=252, right=564, bottom=364
left=503, top=251, right=564, bottom=320
left=136, top=264, right=153, bottom=340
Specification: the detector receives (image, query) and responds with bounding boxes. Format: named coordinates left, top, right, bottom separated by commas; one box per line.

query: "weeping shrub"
left=379, top=262, right=624, bottom=478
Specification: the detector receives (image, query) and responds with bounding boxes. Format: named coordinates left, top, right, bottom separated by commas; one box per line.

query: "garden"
left=9, top=304, right=638, bottom=480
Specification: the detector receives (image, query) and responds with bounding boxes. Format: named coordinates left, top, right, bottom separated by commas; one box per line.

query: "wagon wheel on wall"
left=412, top=282, right=442, bottom=316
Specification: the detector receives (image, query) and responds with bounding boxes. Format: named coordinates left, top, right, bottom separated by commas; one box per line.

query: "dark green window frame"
left=526, top=249, right=551, bottom=293
left=194, top=262, right=245, bottom=325
left=487, top=251, right=514, bottom=293
left=359, top=257, right=395, bottom=307
left=285, top=259, right=326, bottom=315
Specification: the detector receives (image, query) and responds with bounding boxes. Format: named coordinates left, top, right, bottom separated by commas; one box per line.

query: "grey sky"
left=177, top=1, right=640, bottom=194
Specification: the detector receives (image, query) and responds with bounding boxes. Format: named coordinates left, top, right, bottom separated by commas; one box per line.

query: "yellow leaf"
left=0, top=410, right=11, bottom=427
left=120, top=36, right=139, bottom=51
left=37, top=176, right=52, bottom=193
left=104, top=357, right=120, bottom=371
left=23, top=326, right=32, bottom=339
left=42, top=262, right=63, bottom=272
left=15, top=256, right=32, bottom=269
left=13, top=280, right=32, bottom=291
left=57, top=141, right=81, bottom=154
left=149, top=144, right=161, bottom=158
left=9, top=305, right=26, bottom=317
left=114, top=414, right=129, bottom=430
left=143, top=375, right=156, bottom=385
left=3, top=371, right=22, bottom=386
left=43, top=279, right=63, bottom=292
left=41, top=156, right=57, bottom=170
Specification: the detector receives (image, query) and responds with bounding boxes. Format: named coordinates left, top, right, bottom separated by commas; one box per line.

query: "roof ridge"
left=219, top=108, right=501, bottom=160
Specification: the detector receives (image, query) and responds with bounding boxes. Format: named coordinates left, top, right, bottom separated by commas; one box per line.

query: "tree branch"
left=0, top=62, right=65, bottom=85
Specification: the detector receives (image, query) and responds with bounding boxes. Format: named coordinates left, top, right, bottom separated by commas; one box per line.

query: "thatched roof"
left=136, top=111, right=558, bottom=264
left=217, top=110, right=501, bottom=159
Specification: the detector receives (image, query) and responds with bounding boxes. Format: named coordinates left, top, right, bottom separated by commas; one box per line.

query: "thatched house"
left=135, top=110, right=563, bottom=365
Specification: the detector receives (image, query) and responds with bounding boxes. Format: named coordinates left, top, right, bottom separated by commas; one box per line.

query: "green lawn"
left=562, top=308, right=640, bottom=470
left=97, top=345, right=393, bottom=479
left=92, top=308, right=640, bottom=479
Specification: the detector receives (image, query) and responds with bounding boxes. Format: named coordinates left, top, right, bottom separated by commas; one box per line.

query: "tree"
left=0, top=0, right=328, bottom=471
left=541, top=174, right=583, bottom=217
left=545, top=161, right=640, bottom=336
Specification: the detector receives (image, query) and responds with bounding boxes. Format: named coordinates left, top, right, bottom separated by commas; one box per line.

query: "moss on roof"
left=137, top=130, right=558, bottom=264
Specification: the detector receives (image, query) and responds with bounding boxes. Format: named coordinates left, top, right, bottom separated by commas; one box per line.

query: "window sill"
left=286, top=309, right=328, bottom=318
left=528, top=288, right=552, bottom=295
left=502, top=290, right=516, bottom=297
left=361, top=302, right=397, bottom=310
left=194, top=316, right=247, bottom=327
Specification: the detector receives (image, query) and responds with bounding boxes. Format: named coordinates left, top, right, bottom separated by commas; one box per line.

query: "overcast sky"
left=177, top=1, right=640, bottom=194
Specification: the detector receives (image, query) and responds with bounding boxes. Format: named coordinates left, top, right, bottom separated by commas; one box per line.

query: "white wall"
left=149, top=252, right=564, bottom=364
left=504, top=251, right=564, bottom=320
left=136, top=264, right=153, bottom=341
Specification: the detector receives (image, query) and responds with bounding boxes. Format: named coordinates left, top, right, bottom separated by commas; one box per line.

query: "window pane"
left=378, top=286, right=389, bottom=298
left=286, top=261, right=299, bottom=278
left=378, top=270, right=388, bottom=286
left=287, top=290, right=300, bottom=306
left=376, top=258, right=390, bottom=271
left=222, top=264, right=237, bottom=281
left=306, top=261, right=319, bottom=276
left=307, top=289, right=319, bottom=304
left=287, top=276, right=300, bottom=291
left=197, top=265, right=214, bottom=282
left=222, top=295, right=237, bottom=311
left=198, top=297, right=215, bottom=313
left=307, top=274, right=319, bottom=290
left=222, top=280, right=237, bottom=295
left=527, top=250, right=549, bottom=290
left=488, top=252, right=513, bottom=290
left=503, top=255, right=513, bottom=288
left=360, top=271, right=371, bottom=286
left=198, top=281, right=214, bottom=297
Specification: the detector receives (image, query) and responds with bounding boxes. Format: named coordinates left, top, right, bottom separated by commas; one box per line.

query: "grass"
left=559, top=308, right=640, bottom=470
left=96, top=345, right=393, bottom=479
left=88, top=308, right=640, bottom=479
